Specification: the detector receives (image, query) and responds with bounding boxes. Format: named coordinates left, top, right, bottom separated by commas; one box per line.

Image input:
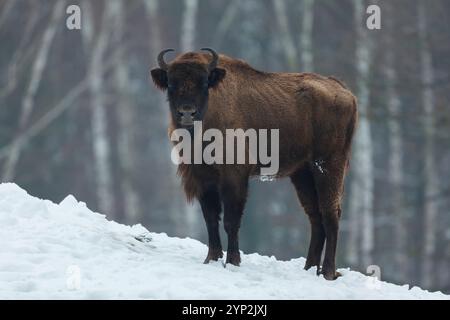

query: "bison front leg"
left=199, top=186, right=223, bottom=263
left=312, top=156, right=347, bottom=280
left=221, top=178, right=248, bottom=266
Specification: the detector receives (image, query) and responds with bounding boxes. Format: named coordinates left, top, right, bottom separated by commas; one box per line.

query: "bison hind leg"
left=290, top=166, right=325, bottom=274
left=311, top=155, right=347, bottom=281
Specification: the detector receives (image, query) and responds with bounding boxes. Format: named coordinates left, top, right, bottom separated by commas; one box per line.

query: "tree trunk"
left=180, top=0, right=201, bottom=237
left=237, top=0, right=266, bottom=251
left=212, top=0, right=240, bottom=49
left=145, top=0, right=187, bottom=236
left=82, top=2, right=115, bottom=218
left=384, top=3, right=407, bottom=283
left=418, top=2, right=438, bottom=289
left=300, top=0, right=314, bottom=72
left=0, top=2, right=39, bottom=99
left=144, top=0, right=162, bottom=57
left=0, top=0, right=16, bottom=30
left=2, top=1, right=65, bottom=182
left=347, top=0, right=374, bottom=268
left=273, top=0, right=298, bottom=70
left=110, top=0, right=141, bottom=223
left=181, top=0, right=198, bottom=52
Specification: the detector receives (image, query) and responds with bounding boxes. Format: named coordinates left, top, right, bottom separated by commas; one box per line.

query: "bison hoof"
left=304, top=265, right=321, bottom=276
left=322, top=270, right=342, bottom=280
left=304, top=261, right=321, bottom=273
left=225, top=252, right=241, bottom=266
left=203, top=248, right=223, bottom=264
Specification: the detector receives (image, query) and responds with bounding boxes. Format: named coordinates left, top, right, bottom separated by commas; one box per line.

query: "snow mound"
left=0, top=183, right=447, bottom=299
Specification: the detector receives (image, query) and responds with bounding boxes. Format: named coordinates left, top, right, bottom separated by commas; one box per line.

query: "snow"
left=0, top=183, right=448, bottom=300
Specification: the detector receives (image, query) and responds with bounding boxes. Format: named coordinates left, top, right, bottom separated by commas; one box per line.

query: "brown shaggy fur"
left=151, top=51, right=357, bottom=280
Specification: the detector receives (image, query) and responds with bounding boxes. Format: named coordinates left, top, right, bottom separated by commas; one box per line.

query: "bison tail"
left=344, top=97, right=358, bottom=169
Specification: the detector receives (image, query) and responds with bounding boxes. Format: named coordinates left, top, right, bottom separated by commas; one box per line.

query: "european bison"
left=151, top=48, right=357, bottom=280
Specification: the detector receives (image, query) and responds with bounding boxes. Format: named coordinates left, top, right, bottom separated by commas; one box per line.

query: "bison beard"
left=150, top=48, right=358, bottom=280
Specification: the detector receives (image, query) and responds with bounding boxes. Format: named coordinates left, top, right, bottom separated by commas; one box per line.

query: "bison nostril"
left=178, top=108, right=196, bottom=117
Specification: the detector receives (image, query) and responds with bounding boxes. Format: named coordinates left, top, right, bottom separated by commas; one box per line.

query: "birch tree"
left=418, top=2, right=438, bottom=289
left=2, top=1, right=65, bottom=182
left=300, top=0, right=314, bottom=72
left=347, top=0, right=374, bottom=268
left=110, top=0, right=141, bottom=223
left=0, top=2, right=39, bottom=99
left=383, top=2, right=407, bottom=282
left=82, top=1, right=115, bottom=218
left=144, top=0, right=188, bottom=235
left=144, top=0, right=162, bottom=59
left=212, top=0, right=240, bottom=49
left=237, top=0, right=267, bottom=250
left=181, top=0, right=198, bottom=52
left=273, top=0, right=298, bottom=70
left=239, top=0, right=264, bottom=66
left=180, top=0, right=201, bottom=236
left=0, top=0, right=15, bottom=30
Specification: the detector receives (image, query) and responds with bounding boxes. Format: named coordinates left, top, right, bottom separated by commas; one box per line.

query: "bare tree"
left=238, top=0, right=264, bottom=65
left=273, top=0, right=298, bottom=70
left=144, top=0, right=162, bottom=58
left=180, top=0, right=201, bottom=236
left=144, top=0, right=189, bottom=236
left=0, top=0, right=15, bottom=30
left=212, top=0, right=240, bottom=49
left=111, top=0, right=141, bottom=222
left=82, top=1, right=116, bottom=218
left=418, top=2, right=438, bottom=289
left=236, top=0, right=272, bottom=250
left=181, top=0, right=198, bottom=52
left=300, top=0, right=315, bottom=71
left=0, top=2, right=40, bottom=99
left=347, top=0, right=375, bottom=268
left=2, top=1, right=65, bottom=182
left=383, top=2, right=407, bottom=282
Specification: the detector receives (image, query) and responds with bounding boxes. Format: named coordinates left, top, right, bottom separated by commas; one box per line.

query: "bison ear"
left=208, top=68, right=226, bottom=88
left=150, top=68, right=168, bottom=90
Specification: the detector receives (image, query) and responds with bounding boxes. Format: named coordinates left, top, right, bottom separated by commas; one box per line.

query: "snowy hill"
left=0, top=183, right=447, bottom=300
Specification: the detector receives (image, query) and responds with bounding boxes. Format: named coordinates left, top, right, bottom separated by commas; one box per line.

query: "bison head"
left=151, top=48, right=226, bottom=128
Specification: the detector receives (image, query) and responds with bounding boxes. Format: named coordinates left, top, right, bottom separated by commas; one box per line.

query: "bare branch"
left=0, top=2, right=40, bottom=99
left=0, top=0, right=15, bottom=30
left=212, top=0, right=240, bottom=49
left=0, top=47, right=127, bottom=162
left=2, top=1, right=66, bottom=181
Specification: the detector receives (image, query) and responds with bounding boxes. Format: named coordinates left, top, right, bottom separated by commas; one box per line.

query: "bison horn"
left=157, top=49, right=174, bottom=71
left=201, top=47, right=219, bottom=71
